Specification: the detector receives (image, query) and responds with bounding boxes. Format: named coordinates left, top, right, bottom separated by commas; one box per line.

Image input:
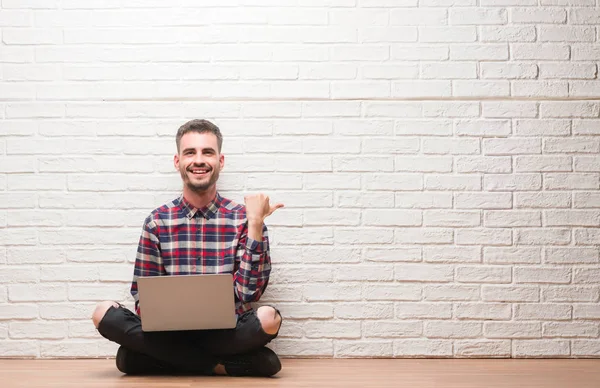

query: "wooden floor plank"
left=1, top=359, right=600, bottom=388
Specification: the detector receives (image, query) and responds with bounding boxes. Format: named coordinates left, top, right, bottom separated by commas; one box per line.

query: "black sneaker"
left=115, top=346, right=177, bottom=375
left=222, top=347, right=282, bottom=377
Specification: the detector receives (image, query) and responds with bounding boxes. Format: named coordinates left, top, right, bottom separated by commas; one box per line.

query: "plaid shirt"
left=130, top=193, right=271, bottom=316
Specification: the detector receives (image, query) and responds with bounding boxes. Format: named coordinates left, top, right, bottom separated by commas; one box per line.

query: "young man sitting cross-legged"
left=91, top=119, right=284, bottom=377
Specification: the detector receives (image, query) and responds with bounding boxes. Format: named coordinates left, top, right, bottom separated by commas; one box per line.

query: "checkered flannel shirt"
left=130, top=193, right=271, bottom=316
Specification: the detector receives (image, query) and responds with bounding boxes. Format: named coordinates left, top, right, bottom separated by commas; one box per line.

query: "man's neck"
left=183, top=186, right=217, bottom=209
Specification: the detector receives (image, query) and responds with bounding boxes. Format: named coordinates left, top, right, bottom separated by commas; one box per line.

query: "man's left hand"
left=244, top=193, right=284, bottom=225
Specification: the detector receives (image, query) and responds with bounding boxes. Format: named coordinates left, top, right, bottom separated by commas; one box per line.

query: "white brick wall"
left=1, top=1, right=600, bottom=359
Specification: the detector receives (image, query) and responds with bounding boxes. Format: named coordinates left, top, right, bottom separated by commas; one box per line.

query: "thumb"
left=266, top=203, right=284, bottom=217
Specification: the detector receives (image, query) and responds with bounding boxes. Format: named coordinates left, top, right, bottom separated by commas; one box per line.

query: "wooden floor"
left=1, top=359, right=600, bottom=388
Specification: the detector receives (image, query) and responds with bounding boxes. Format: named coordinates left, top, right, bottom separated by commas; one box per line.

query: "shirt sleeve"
left=233, top=222, right=271, bottom=304
left=130, top=216, right=165, bottom=316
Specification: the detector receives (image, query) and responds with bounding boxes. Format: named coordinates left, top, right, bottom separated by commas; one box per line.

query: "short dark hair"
left=176, top=119, right=223, bottom=153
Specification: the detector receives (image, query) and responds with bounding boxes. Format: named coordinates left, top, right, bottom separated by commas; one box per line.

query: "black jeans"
left=97, top=304, right=281, bottom=374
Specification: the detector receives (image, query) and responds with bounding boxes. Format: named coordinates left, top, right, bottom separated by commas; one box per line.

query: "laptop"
left=137, top=273, right=237, bottom=332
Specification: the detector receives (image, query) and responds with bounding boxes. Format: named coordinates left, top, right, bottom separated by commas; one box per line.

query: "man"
left=91, top=119, right=284, bottom=377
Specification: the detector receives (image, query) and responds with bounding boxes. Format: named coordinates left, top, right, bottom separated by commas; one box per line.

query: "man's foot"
left=115, top=346, right=177, bottom=375
left=221, top=347, right=282, bottom=377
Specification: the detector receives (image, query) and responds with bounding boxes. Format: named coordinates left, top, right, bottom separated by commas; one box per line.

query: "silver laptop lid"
left=137, top=274, right=237, bottom=332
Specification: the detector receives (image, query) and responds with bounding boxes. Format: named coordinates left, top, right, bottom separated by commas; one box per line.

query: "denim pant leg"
left=96, top=305, right=218, bottom=373
left=194, top=307, right=282, bottom=357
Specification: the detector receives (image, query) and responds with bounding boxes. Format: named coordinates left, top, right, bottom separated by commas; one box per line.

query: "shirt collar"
left=180, top=192, right=223, bottom=220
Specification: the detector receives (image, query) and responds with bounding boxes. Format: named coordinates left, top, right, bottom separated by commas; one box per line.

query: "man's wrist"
left=247, top=218, right=264, bottom=242
left=247, top=218, right=264, bottom=228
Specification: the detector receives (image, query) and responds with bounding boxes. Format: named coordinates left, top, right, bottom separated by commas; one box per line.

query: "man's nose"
left=193, top=153, right=205, bottom=165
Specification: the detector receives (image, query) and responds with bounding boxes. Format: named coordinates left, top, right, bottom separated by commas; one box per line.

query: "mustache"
left=187, top=163, right=212, bottom=171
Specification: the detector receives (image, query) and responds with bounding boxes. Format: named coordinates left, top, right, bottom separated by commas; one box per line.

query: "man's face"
left=174, top=132, right=224, bottom=194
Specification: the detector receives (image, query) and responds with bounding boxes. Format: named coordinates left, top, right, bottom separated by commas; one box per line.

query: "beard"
left=179, top=163, right=220, bottom=193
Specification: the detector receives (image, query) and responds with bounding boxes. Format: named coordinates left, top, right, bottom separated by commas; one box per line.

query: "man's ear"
left=174, top=154, right=180, bottom=170
left=219, top=154, right=225, bottom=170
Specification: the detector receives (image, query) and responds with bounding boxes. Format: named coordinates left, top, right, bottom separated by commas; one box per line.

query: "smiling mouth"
left=188, top=166, right=211, bottom=177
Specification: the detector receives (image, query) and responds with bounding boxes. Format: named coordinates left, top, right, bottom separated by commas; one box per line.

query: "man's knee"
left=257, top=306, right=281, bottom=335
left=91, top=301, right=119, bottom=328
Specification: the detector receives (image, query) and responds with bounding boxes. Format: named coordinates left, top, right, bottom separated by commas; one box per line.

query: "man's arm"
left=233, top=194, right=283, bottom=304
left=233, top=222, right=271, bottom=304
left=130, top=216, right=165, bottom=316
